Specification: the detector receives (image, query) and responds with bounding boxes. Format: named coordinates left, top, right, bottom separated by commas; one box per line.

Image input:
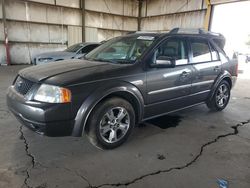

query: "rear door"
left=188, top=37, right=222, bottom=101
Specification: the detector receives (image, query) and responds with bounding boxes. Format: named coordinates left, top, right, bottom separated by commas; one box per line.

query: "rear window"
left=190, top=39, right=212, bottom=63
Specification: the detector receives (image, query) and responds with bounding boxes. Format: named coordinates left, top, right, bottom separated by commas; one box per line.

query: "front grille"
left=14, top=76, right=35, bottom=95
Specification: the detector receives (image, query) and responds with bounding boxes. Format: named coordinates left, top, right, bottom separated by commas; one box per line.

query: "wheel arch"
left=208, top=70, right=232, bottom=101
left=71, top=82, right=144, bottom=137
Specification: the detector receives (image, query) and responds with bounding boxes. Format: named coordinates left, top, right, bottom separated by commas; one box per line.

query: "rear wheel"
left=206, top=80, right=231, bottom=111
left=86, top=97, right=135, bottom=149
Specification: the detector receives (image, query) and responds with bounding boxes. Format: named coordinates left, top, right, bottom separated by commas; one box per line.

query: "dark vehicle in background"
left=7, top=28, right=238, bottom=149
left=32, top=42, right=100, bottom=65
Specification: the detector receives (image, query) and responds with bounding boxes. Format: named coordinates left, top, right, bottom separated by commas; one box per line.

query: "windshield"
left=64, top=44, right=82, bottom=53
left=85, top=35, right=155, bottom=64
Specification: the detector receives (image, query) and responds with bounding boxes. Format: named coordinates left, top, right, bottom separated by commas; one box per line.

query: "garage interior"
left=0, top=0, right=250, bottom=188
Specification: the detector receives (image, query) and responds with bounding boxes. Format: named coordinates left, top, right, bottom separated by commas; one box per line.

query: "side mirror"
left=150, top=56, right=176, bottom=68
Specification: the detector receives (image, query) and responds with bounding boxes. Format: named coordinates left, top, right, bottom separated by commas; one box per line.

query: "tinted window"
left=80, top=44, right=99, bottom=54
left=153, top=38, right=188, bottom=65
left=191, top=39, right=212, bottom=63
left=64, top=44, right=82, bottom=52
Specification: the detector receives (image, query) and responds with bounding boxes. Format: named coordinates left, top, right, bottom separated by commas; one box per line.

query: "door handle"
left=181, top=71, right=190, bottom=77
left=214, top=66, right=220, bottom=72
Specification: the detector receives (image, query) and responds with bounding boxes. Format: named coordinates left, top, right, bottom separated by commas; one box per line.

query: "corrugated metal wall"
left=1, top=0, right=241, bottom=65
left=84, top=0, right=138, bottom=42
left=0, top=0, right=82, bottom=64
left=141, top=0, right=207, bottom=32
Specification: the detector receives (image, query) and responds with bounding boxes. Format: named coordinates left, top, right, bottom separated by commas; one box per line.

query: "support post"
left=138, top=0, right=143, bottom=31
left=81, top=0, right=85, bottom=42
left=2, top=0, right=11, bottom=65
left=204, top=0, right=212, bottom=31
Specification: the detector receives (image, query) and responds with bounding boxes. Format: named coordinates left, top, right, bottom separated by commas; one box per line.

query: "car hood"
left=19, top=59, right=111, bottom=83
left=35, top=51, right=76, bottom=59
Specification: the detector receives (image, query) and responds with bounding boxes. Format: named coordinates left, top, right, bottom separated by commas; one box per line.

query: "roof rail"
left=169, top=28, right=223, bottom=37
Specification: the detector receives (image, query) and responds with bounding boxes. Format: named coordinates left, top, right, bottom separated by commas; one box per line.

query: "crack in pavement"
left=88, top=119, right=250, bottom=188
left=19, top=125, right=36, bottom=188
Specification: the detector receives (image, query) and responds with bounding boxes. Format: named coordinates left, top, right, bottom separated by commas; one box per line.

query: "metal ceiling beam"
left=81, top=0, right=85, bottom=42
left=204, top=0, right=212, bottom=31
left=2, top=0, right=11, bottom=65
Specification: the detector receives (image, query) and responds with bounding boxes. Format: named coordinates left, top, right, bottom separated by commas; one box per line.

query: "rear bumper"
left=7, top=86, right=74, bottom=136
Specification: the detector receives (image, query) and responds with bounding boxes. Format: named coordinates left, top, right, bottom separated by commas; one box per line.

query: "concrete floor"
left=0, top=65, right=250, bottom=188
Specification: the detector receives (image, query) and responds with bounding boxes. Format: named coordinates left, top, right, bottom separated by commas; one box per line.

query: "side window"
left=153, top=38, right=188, bottom=65
left=80, top=45, right=99, bottom=54
left=190, top=39, right=212, bottom=63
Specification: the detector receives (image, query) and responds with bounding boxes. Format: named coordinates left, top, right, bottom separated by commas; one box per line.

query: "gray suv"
left=7, top=28, right=238, bottom=149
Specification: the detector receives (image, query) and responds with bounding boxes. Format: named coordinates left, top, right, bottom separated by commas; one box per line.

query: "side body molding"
left=208, top=70, right=232, bottom=101
left=71, top=81, right=145, bottom=137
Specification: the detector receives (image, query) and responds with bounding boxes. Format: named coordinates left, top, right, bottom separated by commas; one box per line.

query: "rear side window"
left=190, top=39, right=212, bottom=63
left=80, top=44, right=99, bottom=54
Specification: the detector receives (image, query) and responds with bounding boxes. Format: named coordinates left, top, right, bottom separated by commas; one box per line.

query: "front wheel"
left=206, top=80, right=231, bottom=111
left=86, top=97, right=135, bottom=149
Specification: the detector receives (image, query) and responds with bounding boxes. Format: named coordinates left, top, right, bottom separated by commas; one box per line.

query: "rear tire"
left=206, top=80, right=231, bottom=111
left=86, top=97, right=135, bottom=149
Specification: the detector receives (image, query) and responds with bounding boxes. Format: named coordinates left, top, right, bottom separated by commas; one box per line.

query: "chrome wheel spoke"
left=106, top=110, right=115, bottom=121
left=119, top=123, right=128, bottom=132
left=108, top=129, right=117, bottom=142
left=100, top=124, right=111, bottom=135
left=117, top=108, right=127, bottom=122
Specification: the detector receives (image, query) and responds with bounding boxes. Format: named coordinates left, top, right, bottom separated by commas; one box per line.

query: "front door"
left=144, top=37, right=193, bottom=118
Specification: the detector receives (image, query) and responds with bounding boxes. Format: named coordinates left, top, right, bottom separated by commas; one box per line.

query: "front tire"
left=86, top=97, right=135, bottom=149
left=206, top=80, right=231, bottom=111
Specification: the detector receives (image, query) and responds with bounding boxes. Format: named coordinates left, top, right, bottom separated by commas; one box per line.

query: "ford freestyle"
left=7, top=28, right=238, bottom=149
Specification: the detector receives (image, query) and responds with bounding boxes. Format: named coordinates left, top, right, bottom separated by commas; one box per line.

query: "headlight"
left=34, top=84, right=71, bottom=103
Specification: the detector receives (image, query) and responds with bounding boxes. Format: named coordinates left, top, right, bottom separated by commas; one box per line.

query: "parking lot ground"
left=0, top=65, right=250, bottom=188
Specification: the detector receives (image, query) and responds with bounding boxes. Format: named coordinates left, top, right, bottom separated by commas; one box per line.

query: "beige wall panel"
left=85, top=27, right=98, bottom=42
left=97, top=29, right=122, bottom=42
left=7, top=21, right=30, bottom=42
left=28, top=3, right=47, bottom=22
left=211, top=0, right=242, bottom=4
left=141, top=10, right=206, bottom=31
left=49, top=25, right=67, bottom=44
left=123, top=18, right=138, bottom=31
left=67, top=26, right=82, bottom=46
left=85, top=0, right=138, bottom=17
left=47, top=6, right=62, bottom=24
left=29, top=23, right=49, bottom=42
left=63, top=8, right=82, bottom=26
left=27, top=0, right=55, bottom=5
left=145, top=0, right=204, bottom=16
left=0, top=44, right=6, bottom=65
left=0, top=0, right=2, bottom=19
left=10, top=43, right=30, bottom=64
left=0, top=21, right=4, bottom=40
left=5, top=0, right=27, bottom=21
left=56, top=0, right=80, bottom=8
left=85, top=11, right=136, bottom=31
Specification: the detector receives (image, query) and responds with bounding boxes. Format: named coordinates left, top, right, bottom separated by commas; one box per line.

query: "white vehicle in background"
left=32, top=42, right=100, bottom=65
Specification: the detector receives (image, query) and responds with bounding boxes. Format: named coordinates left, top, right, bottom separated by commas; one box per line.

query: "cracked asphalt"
left=0, top=65, right=250, bottom=188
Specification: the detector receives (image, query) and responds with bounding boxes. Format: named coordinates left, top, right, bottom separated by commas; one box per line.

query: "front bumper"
left=7, top=86, right=74, bottom=136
